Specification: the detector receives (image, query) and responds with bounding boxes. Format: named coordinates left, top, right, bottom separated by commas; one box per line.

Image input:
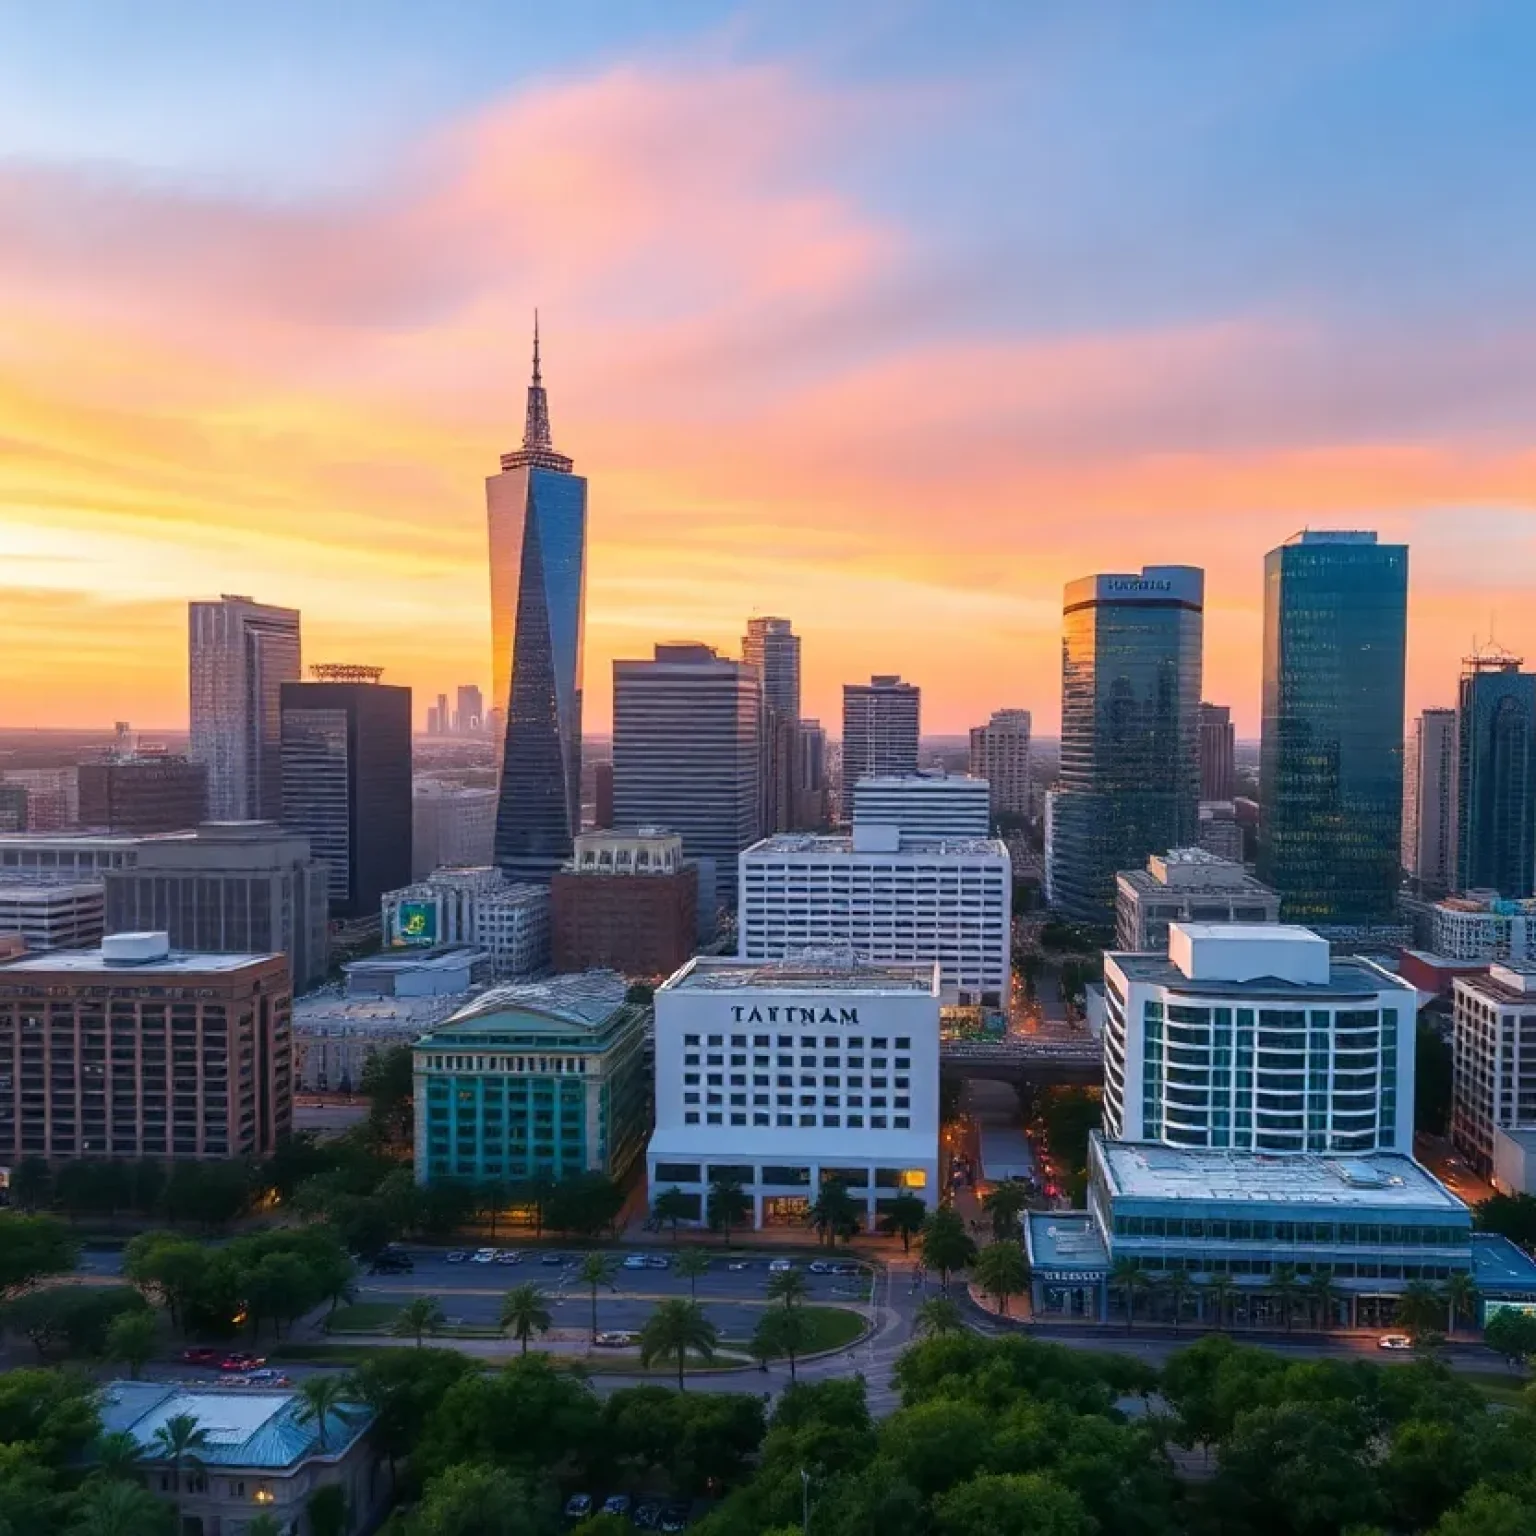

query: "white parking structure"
left=646, top=954, right=941, bottom=1230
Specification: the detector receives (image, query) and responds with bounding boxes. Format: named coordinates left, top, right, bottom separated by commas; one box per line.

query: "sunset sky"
left=3, top=2, right=1535, bottom=735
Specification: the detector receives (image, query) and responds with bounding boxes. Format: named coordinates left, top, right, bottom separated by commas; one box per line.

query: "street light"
left=800, top=1468, right=812, bottom=1535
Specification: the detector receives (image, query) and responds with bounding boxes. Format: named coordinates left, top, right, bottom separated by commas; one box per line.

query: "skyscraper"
left=1049, top=566, right=1204, bottom=925
left=1198, top=702, right=1236, bottom=802
left=488, top=319, right=587, bottom=883
left=280, top=665, right=413, bottom=918
left=1257, top=531, right=1408, bottom=925
left=969, top=709, right=1032, bottom=820
left=1455, top=649, right=1536, bottom=898
left=189, top=595, right=301, bottom=821
left=742, top=617, right=801, bottom=721
left=840, top=675, right=920, bottom=821
left=612, top=643, right=762, bottom=912
left=1403, top=707, right=1456, bottom=895
left=794, top=719, right=828, bottom=829
left=454, top=684, right=484, bottom=736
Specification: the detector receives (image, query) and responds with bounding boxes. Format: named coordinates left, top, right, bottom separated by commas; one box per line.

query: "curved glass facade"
left=1456, top=656, right=1536, bottom=898
left=1257, top=532, right=1408, bottom=924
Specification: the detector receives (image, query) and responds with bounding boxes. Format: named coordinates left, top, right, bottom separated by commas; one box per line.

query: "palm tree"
left=68, top=1478, right=168, bottom=1536
left=972, top=1241, right=1030, bottom=1317
left=1397, top=1278, right=1446, bottom=1341
left=1442, top=1270, right=1479, bottom=1335
left=1109, top=1257, right=1151, bottom=1332
left=391, top=1296, right=445, bottom=1348
left=674, top=1248, right=712, bottom=1299
left=499, top=1283, right=551, bottom=1354
left=91, top=1431, right=145, bottom=1483
left=878, top=1191, right=927, bottom=1253
left=639, top=1299, right=717, bottom=1391
left=1160, top=1270, right=1194, bottom=1332
left=576, top=1253, right=617, bottom=1343
left=1201, top=1273, right=1237, bottom=1331
left=149, top=1412, right=210, bottom=1520
left=915, top=1296, right=965, bottom=1338
left=766, top=1268, right=809, bottom=1310
left=295, top=1375, right=359, bottom=1453
left=982, top=1182, right=1030, bottom=1242
left=807, top=1181, right=861, bottom=1248
left=707, top=1180, right=750, bottom=1245
left=1307, top=1268, right=1343, bottom=1331
left=751, top=1305, right=814, bottom=1381
left=1269, top=1264, right=1303, bottom=1332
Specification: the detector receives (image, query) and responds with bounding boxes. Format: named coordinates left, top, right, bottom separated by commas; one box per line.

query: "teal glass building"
left=412, top=971, right=650, bottom=1187
left=1050, top=566, right=1204, bottom=926
left=1258, top=532, right=1408, bottom=925
left=1456, top=651, right=1536, bottom=898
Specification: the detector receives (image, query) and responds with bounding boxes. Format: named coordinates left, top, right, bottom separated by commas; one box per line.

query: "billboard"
left=395, top=900, right=438, bottom=946
left=1483, top=1299, right=1536, bottom=1322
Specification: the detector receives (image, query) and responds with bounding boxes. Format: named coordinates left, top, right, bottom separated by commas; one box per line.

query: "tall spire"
left=522, top=310, right=553, bottom=452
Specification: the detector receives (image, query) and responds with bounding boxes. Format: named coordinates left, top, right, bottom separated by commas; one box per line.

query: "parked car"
left=808, top=1261, right=832, bottom=1274
left=1378, top=1333, right=1413, bottom=1351
left=594, top=1330, right=638, bottom=1348
left=541, top=1252, right=566, bottom=1266
left=220, top=1354, right=266, bottom=1372
left=768, top=1259, right=795, bottom=1274
left=495, top=1250, right=522, bottom=1265
left=371, top=1253, right=413, bottom=1274
left=471, top=1248, right=497, bottom=1264
left=623, top=1255, right=650, bottom=1270
left=727, top=1261, right=751, bottom=1272
left=601, top=1495, right=631, bottom=1517
left=832, top=1263, right=862, bottom=1276
left=244, top=1369, right=290, bottom=1385
left=646, top=1255, right=670, bottom=1269
left=181, top=1347, right=221, bottom=1365
left=446, top=1250, right=468, bottom=1264
left=562, top=1494, right=593, bottom=1520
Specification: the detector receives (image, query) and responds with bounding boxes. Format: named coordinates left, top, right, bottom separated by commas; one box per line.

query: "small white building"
left=1433, top=893, right=1536, bottom=963
left=1114, top=847, right=1278, bottom=953
left=1453, top=963, right=1536, bottom=1176
left=381, top=867, right=549, bottom=978
left=739, top=825, right=1011, bottom=1008
left=0, top=880, right=104, bottom=950
left=646, top=954, right=941, bottom=1230
left=851, top=774, right=991, bottom=840
left=1103, top=922, right=1416, bottom=1156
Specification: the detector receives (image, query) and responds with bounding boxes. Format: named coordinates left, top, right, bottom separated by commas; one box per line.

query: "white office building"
left=1432, top=893, right=1536, bottom=963
left=0, top=882, right=105, bottom=951
left=646, top=955, right=941, bottom=1230
left=851, top=774, right=990, bottom=840
left=381, top=867, right=549, bottom=977
left=1103, top=923, right=1416, bottom=1156
left=739, top=825, right=1011, bottom=1008
left=1114, top=848, right=1279, bottom=953
left=412, top=780, right=497, bottom=878
left=1452, top=964, right=1536, bottom=1176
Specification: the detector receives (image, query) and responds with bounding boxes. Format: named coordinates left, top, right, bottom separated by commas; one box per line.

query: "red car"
left=220, top=1353, right=266, bottom=1372
left=181, top=1347, right=221, bottom=1366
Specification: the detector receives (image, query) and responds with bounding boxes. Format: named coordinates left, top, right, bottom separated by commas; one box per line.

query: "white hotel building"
left=1103, top=923, right=1416, bottom=1156
left=738, top=824, right=1010, bottom=1008
left=646, top=956, right=941, bottom=1229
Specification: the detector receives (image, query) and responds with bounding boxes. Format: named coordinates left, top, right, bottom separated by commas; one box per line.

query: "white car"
left=494, top=1250, right=521, bottom=1265
left=470, top=1248, right=497, bottom=1264
left=595, top=1330, right=639, bottom=1347
left=768, top=1259, right=795, bottom=1274
left=1378, top=1333, right=1413, bottom=1351
left=623, top=1255, right=650, bottom=1270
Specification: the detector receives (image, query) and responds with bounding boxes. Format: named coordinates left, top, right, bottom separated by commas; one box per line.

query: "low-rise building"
left=1433, top=892, right=1536, bottom=963
left=646, top=955, right=941, bottom=1230
left=1196, top=801, right=1245, bottom=862
left=0, top=881, right=104, bottom=951
left=850, top=774, right=990, bottom=839
left=551, top=828, right=699, bottom=977
left=295, top=990, right=469, bottom=1095
left=412, top=971, right=649, bottom=1187
left=1452, top=963, right=1536, bottom=1175
left=1114, top=848, right=1279, bottom=953
left=78, top=755, right=208, bottom=834
left=100, top=1380, right=384, bottom=1536
left=382, top=867, right=549, bottom=978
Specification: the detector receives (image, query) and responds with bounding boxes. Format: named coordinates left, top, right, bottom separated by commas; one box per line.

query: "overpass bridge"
left=940, top=1034, right=1103, bottom=1086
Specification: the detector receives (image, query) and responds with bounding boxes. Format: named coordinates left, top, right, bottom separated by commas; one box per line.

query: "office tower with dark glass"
left=1456, top=649, right=1536, bottom=898
left=1198, top=702, right=1236, bottom=802
left=840, top=675, right=920, bottom=821
left=612, top=643, right=762, bottom=912
left=744, top=617, right=802, bottom=834
left=1049, top=567, right=1204, bottom=926
left=488, top=320, right=587, bottom=883
left=1404, top=707, right=1456, bottom=896
left=1257, top=531, right=1408, bottom=925
left=189, top=596, right=301, bottom=821
left=280, top=666, right=412, bottom=919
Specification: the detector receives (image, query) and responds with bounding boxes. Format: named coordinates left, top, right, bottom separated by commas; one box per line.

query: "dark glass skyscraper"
left=1050, top=566, right=1203, bottom=926
left=1455, top=649, right=1536, bottom=898
left=489, top=320, right=588, bottom=882
left=1257, top=531, right=1408, bottom=925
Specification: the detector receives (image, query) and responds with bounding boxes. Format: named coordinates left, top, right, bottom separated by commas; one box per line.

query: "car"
left=646, top=1255, right=670, bottom=1269
left=660, top=1502, right=690, bottom=1532
left=244, top=1368, right=290, bottom=1385
left=181, top=1347, right=221, bottom=1365
left=594, top=1330, right=638, bottom=1348
left=446, top=1250, right=468, bottom=1264
left=601, top=1495, right=631, bottom=1517
left=623, top=1255, right=650, bottom=1270
left=832, top=1263, right=862, bottom=1276
left=808, top=1261, right=832, bottom=1274
left=541, top=1252, right=566, bottom=1266
left=768, top=1259, right=795, bottom=1274
left=220, top=1354, right=266, bottom=1372
left=471, top=1248, right=497, bottom=1264
left=1378, top=1334, right=1414, bottom=1351
left=634, top=1500, right=664, bottom=1529
left=495, top=1250, right=522, bottom=1265
left=371, top=1254, right=413, bottom=1274
left=727, top=1261, right=751, bottom=1271
left=562, top=1494, right=593, bottom=1520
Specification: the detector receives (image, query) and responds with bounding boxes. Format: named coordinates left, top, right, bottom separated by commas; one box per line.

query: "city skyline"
left=5, top=6, right=1536, bottom=735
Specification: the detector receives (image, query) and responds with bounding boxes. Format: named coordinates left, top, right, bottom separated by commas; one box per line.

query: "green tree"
left=8, top=1156, right=53, bottom=1213
left=1397, top=1279, right=1446, bottom=1340
left=306, top=1484, right=348, bottom=1536
left=498, top=1284, right=551, bottom=1354
left=242, top=1518, right=285, bottom=1536
left=1109, top=1256, right=1152, bottom=1331
left=5, top=1285, right=149, bottom=1361
left=148, top=1413, right=211, bottom=1522
left=544, top=1174, right=625, bottom=1239
left=1306, top=1267, right=1342, bottom=1331
left=982, top=1181, right=1030, bottom=1242
left=1269, top=1262, right=1303, bottom=1332
left=122, top=1234, right=207, bottom=1330
left=919, top=1206, right=977, bottom=1293
left=104, top=1309, right=159, bottom=1379
left=245, top=1250, right=320, bottom=1340
left=1474, top=1191, right=1536, bottom=1247
left=973, top=1241, right=1030, bottom=1316
left=403, top=1463, right=555, bottom=1536
left=1201, top=1273, right=1237, bottom=1330
left=674, top=1248, right=712, bottom=1299
left=576, top=1252, right=617, bottom=1342
left=1442, top=1270, right=1478, bottom=1334
left=295, top=1376, right=359, bottom=1452
left=1432, top=1485, right=1536, bottom=1536
left=92, top=1431, right=146, bottom=1483
left=361, top=1043, right=414, bottom=1148
left=915, top=1296, right=966, bottom=1337
left=0, top=1366, right=101, bottom=1459
left=707, top=1179, right=750, bottom=1244
left=347, top=1348, right=473, bottom=1479
left=0, top=1212, right=78, bottom=1298
left=651, top=1186, right=694, bottom=1242
left=934, top=1471, right=1094, bottom=1536
left=878, top=1191, right=928, bottom=1253
left=807, top=1180, right=862, bottom=1247
left=67, top=1478, right=172, bottom=1536
left=1482, top=1306, right=1536, bottom=1368
left=766, top=1268, right=809, bottom=1309
left=392, top=1296, right=447, bottom=1347
left=639, top=1299, right=717, bottom=1391
left=1159, top=1269, right=1194, bottom=1331
left=751, top=1306, right=815, bottom=1380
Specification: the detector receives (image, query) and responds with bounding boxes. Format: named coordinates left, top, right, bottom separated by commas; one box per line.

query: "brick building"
left=78, top=756, right=209, bottom=834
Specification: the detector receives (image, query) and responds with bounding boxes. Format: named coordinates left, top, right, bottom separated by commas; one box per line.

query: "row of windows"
left=682, top=1034, right=913, bottom=1050
left=682, top=1111, right=912, bottom=1130
left=1113, top=1214, right=1465, bottom=1245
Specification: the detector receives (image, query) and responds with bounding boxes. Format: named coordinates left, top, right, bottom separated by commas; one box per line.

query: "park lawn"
left=325, top=1302, right=402, bottom=1333
left=720, top=1304, right=867, bottom=1355
left=1458, top=1369, right=1531, bottom=1407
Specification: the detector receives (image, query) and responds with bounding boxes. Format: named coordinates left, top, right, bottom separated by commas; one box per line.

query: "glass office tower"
left=1257, top=531, right=1408, bottom=925
left=1456, top=649, right=1536, bottom=898
left=488, top=320, right=588, bottom=883
left=1050, top=566, right=1203, bottom=926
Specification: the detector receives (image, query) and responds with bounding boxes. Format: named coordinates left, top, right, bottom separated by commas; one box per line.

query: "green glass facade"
left=1258, top=532, right=1408, bottom=925
left=1456, top=656, right=1536, bottom=898
left=412, top=988, right=650, bottom=1187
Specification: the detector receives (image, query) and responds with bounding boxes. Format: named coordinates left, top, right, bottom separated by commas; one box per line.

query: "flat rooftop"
left=1472, top=1232, right=1536, bottom=1291
left=0, top=882, right=104, bottom=900
left=745, top=834, right=1007, bottom=858
left=664, top=955, right=939, bottom=995
left=1119, top=865, right=1273, bottom=896
left=1026, top=1210, right=1110, bottom=1272
left=347, top=945, right=486, bottom=974
left=0, top=947, right=276, bottom=975
left=1094, top=1136, right=1468, bottom=1212
left=1108, top=951, right=1405, bottom=999
left=294, top=991, right=474, bottom=1034
left=442, top=969, right=629, bottom=1029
